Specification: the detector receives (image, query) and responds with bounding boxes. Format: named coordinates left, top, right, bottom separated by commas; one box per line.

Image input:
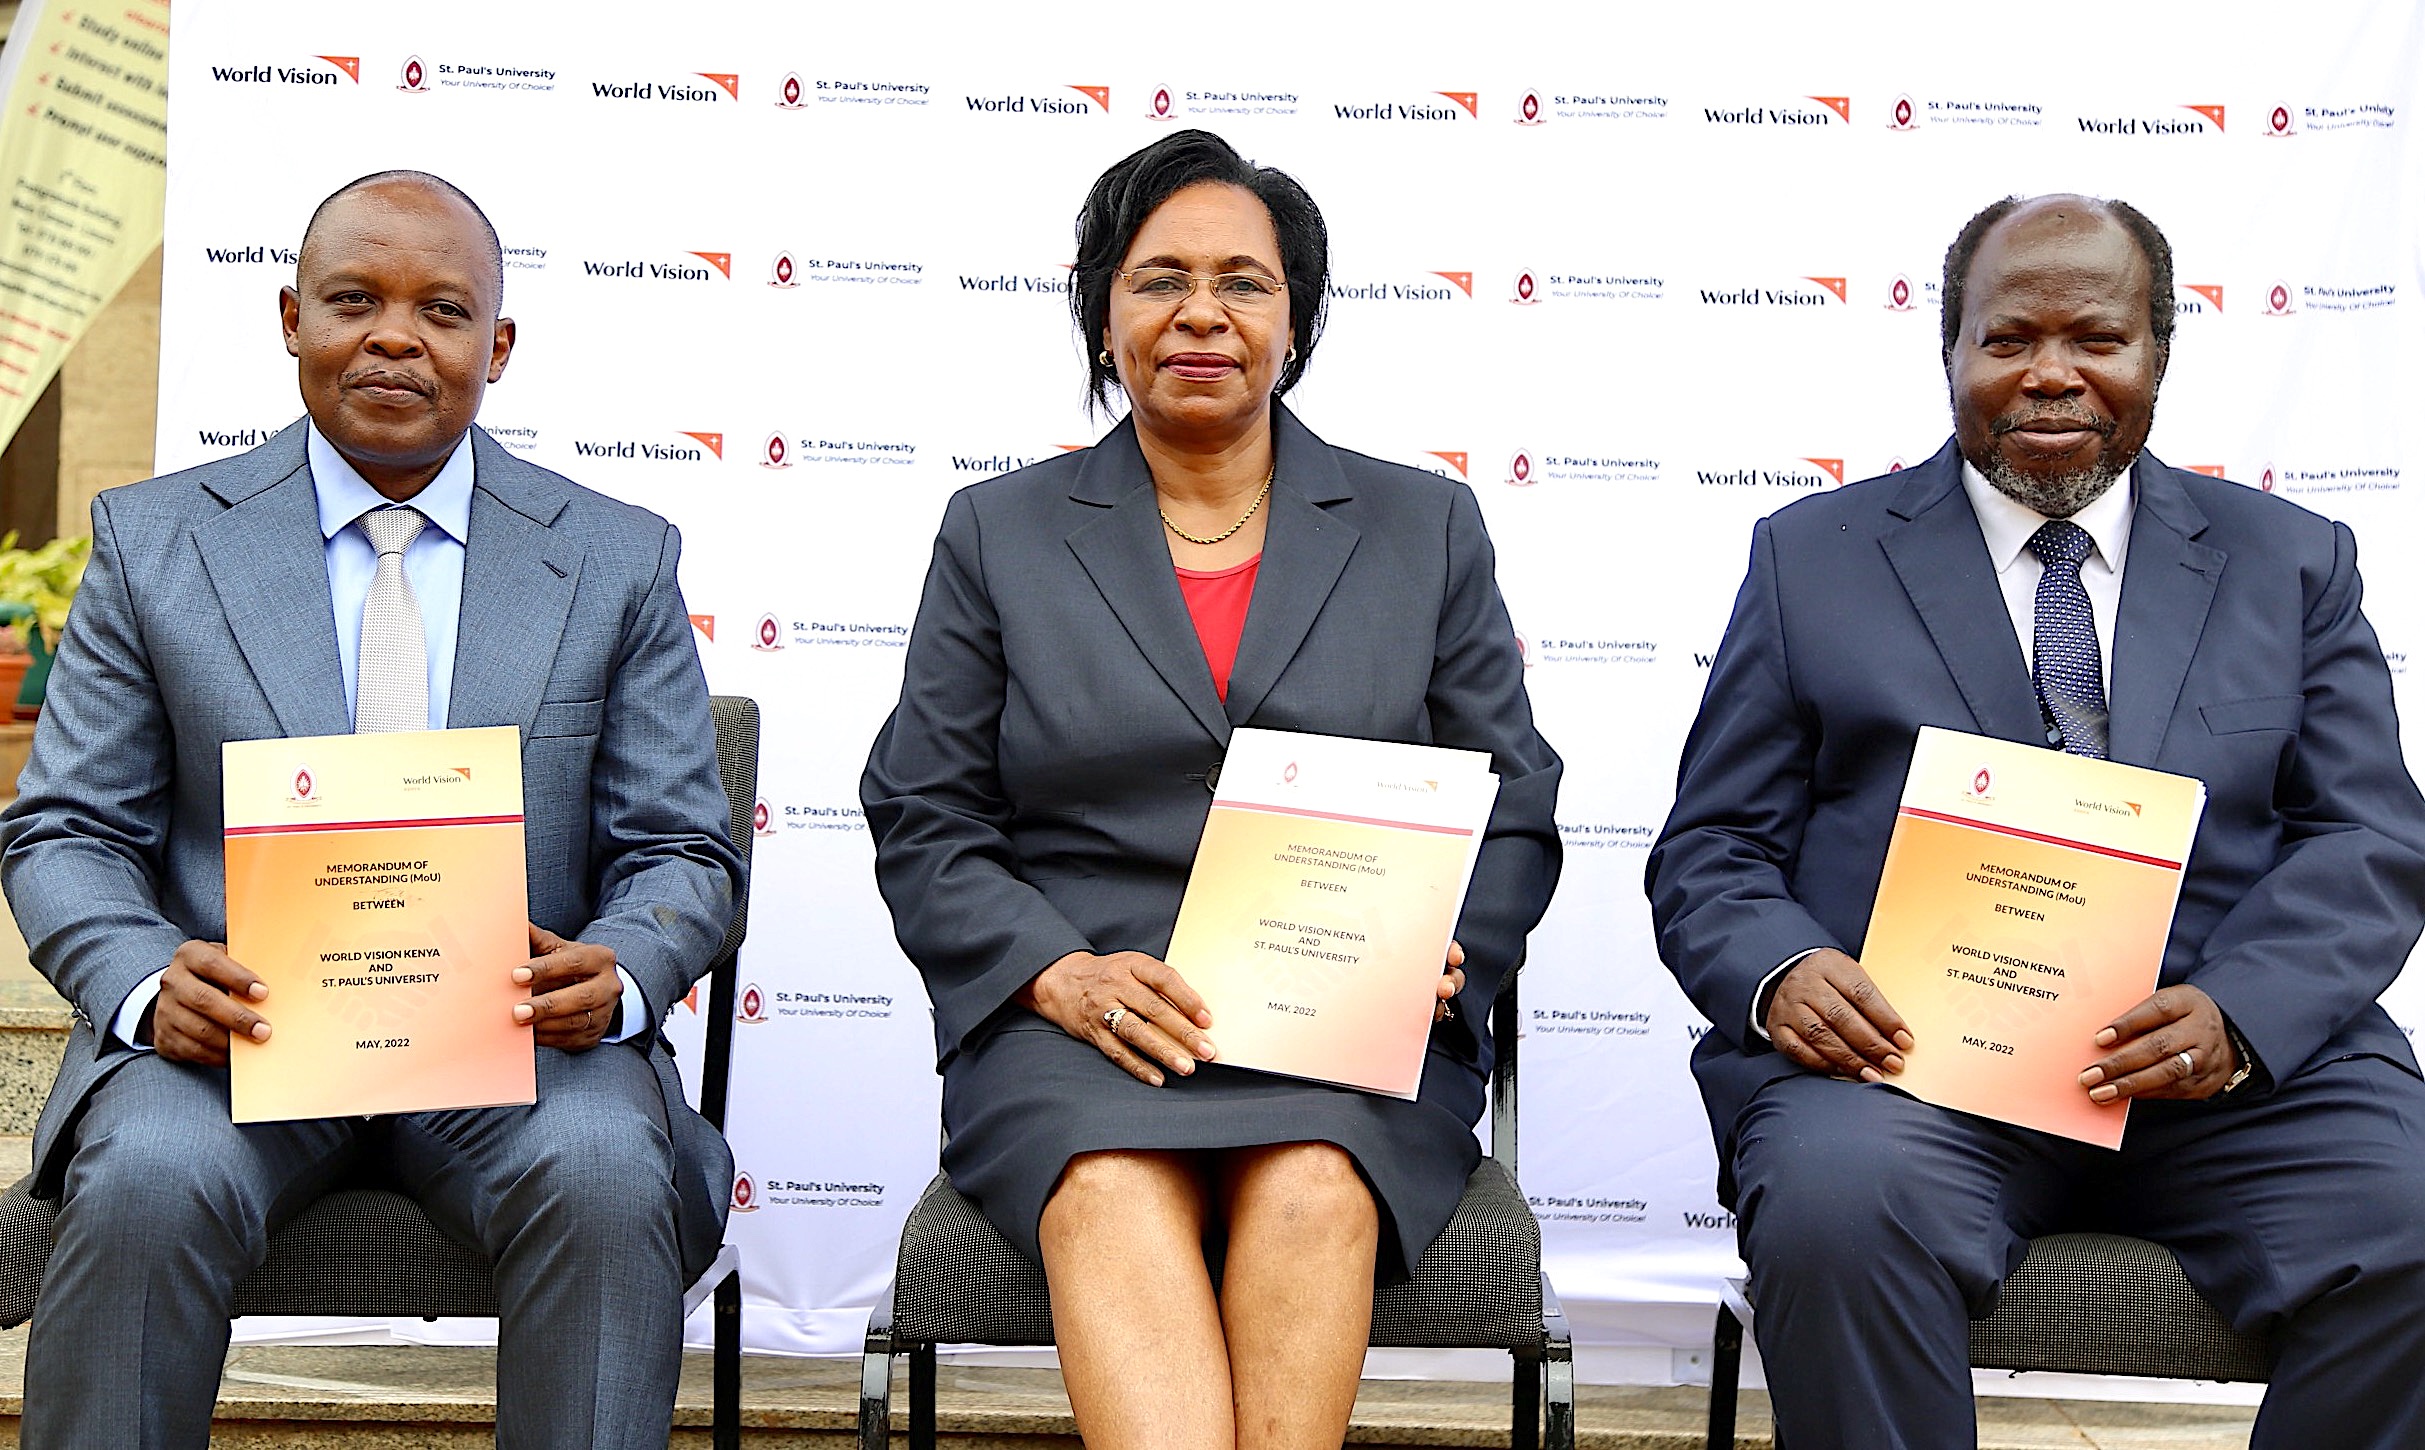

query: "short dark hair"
left=1070, top=129, right=1328, bottom=412
left=1940, top=194, right=2174, bottom=360
left=302, top=169, right=505, bottom=304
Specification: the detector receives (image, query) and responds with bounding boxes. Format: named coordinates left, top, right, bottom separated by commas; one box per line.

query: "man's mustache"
left=342, top=368, right=433, bottom=396
left=1991, top=407, right=2114, bottom=438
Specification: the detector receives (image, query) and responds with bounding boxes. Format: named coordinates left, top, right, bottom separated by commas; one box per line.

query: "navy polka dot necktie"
left=2026, top=520, right=2108, bottom=759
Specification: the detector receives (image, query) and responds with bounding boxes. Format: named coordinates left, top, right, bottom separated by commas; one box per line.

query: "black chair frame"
left=859, top=969, right=1574, bottom=1449
left=0, top=693, right=761, bottom=1450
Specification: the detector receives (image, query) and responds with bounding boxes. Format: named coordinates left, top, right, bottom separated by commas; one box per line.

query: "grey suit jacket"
left=0, top=419, right=744, bottom=1273
left=863, top=407, right=1563, bottom=1077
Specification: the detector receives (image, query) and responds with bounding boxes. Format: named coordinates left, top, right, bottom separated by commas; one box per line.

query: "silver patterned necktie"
left=2026, top=519, right=2108, bottom=759
left=355, top=506, right=430, bottom=733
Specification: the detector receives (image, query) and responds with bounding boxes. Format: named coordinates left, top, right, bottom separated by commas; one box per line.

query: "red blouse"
left=1175, top=554, right=1262, bottom=701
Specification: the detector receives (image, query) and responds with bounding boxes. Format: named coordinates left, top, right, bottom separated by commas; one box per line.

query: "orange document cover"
left=1164, top=729, right=1499, bottom=1099
left=1862, top=727, right=2206, bottom=1148
left=223, top=726, right=533, bottom=1123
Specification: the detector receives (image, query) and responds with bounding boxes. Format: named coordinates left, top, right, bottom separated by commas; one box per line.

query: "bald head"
left=301, top=170, right=504, bottom=309
left=1941, top=192, right=2174, bottom=363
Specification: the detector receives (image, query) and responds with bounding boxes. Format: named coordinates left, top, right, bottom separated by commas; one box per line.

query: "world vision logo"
left=592, top=72, right=739, bottom=102
left=1427, top=451, right=1469, bottom=479
left=777, top=73, right=806, bottom=110
left=1328, top=271, right=1472, bottom=302
left=688, top=614, right=714, bottom=642
left=1695, top=457, right=1842, bottom=489
left=2177, top=284, right=2224, bottom=316
left=569, top=430, right=723, bottom=461
left=752, top=613, right=784, bottom=652
left=580, top=250, right=731, bottom=282
left=731, top=1171, right=759, bottom=1212
left=965, top=85, right=1107, bottom=115
left=209, top=55, right=358, bottom=85
left=738, top=983, right=768, bottom=1024
left=2186, top=464, right=2230, bottom=477
left=1703, top=95, right=1848, bottom=126
left=2077, top=104, right=2222, bottom=136
left=1700, top=276, right=1844, bottom=307
left=1334, top=91, right=1478, bottom=121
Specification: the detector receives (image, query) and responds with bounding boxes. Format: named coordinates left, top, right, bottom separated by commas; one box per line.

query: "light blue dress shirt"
left=110, top=426, right=644, bottom=1051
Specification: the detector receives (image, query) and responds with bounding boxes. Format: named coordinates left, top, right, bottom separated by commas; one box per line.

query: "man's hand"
left=149, top=940, right=271, bottom=1066
left=511, top=922, right=620, bottom=1052
left=1436, top=939, right=1467, bottom=1024
left=2079, top=984, right=2237, bottom=1103
left=1765, top=948, right=1913, bottom=1082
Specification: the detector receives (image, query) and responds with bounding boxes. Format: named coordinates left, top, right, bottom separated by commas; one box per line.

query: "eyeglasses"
left=1118, top=267, right=1287, bottom=309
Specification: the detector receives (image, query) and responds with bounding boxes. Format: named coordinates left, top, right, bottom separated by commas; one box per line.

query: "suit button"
left=1204, top=762, right=1222, bottom=791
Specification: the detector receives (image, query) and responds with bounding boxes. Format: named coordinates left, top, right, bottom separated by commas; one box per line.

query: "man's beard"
left=1965, top=403, right=2148, bottom=518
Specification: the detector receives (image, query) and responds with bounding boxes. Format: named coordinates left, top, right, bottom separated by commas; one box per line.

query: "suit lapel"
left=193, top=423, right=352, bottom=738
left=1879, top=445, right=2046, bottom=746
left=1064, top=422, right=1232, bottom=744
left=2106, top=455, right=2222, bottom=766
left=1223, top=412, right=1357, bottom=726
left=448, top=431, right=582, bottom=731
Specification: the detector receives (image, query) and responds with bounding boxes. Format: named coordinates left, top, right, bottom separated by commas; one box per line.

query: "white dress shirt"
left=110, top=426, right=646, bottom=1051
left=1749, top=463, right=2136, bottom=1038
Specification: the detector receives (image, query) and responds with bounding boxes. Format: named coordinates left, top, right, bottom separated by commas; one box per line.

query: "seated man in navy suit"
left=0, top=171, right=741, bottom=1449
left=1648, top=194, right=2425, bottom=1448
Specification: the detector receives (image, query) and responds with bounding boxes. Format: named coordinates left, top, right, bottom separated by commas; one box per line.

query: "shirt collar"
left=308, top=423, right=476, bottom=546
left=1960, top=458, right=2134, bottom=577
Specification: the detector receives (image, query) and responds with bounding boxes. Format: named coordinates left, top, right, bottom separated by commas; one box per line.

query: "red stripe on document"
left=1216, top=800, right=1476, bottom=836
left=224, top=813, right=525, bottom=837
left=1897, top=806, right=2182, bottom=870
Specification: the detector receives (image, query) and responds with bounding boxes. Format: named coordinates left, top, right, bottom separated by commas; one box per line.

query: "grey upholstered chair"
left=0, top=693, right=761, bottom=1450
left=858, top=969, right=1575, bottom=1450
left=1705, top=1230, right=2276, bottom=1447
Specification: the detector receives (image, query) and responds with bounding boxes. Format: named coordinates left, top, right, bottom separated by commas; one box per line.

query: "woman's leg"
left=1039, top=1149, right=1231, bottom=1450
left=1216, top=1142, right=1380, bottom=1450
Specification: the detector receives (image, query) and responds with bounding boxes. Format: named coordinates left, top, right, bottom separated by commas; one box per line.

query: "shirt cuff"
left=1749, top=949, right=1825, bottom=1042
left=603, top=966, right=650, bottom=1043
left=110, top=970, right=167, bottom=1052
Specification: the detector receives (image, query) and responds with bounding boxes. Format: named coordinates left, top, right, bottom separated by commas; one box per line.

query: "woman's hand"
left=1436, top=939, right=1467, bottom=1024
left=1022, top=951, right=1216, bottom=1087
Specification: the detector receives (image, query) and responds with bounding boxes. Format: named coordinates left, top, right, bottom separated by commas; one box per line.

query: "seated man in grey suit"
left=0, top=170, right=742, bottom=1449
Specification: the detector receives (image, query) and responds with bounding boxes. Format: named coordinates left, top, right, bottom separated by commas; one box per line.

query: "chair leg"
left=712, top=1268, right=742, bottom=1450
left=859, top=1284, right=897, bottom=1450
left=1541, top=1273, right=1575, bottom=1450
left=909, top=1341, right=938, bottom=1450
left=1511, top=1348, right=1540, bottom=1450
left=1707, top=1302, right=1742, bottom=1450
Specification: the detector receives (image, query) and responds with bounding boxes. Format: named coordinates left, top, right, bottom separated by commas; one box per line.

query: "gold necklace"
left=1159, top=470, right=1273, bottom=547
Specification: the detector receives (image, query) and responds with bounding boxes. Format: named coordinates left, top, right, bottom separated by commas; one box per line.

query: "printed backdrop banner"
left=157, top=1, right=2425, bottom=1371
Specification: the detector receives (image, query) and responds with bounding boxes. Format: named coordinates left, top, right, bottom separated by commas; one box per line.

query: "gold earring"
left=1286, top=344, right=1298, bottom=364
left=1099, top=349, right=1113, bottom=367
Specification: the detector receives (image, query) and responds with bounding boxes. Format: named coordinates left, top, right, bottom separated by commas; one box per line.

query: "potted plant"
left=0, top=532, right=88, bottom=718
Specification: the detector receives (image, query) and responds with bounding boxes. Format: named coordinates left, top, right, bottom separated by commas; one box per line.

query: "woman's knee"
left=1226, top=1142, right=1376, bottom=1237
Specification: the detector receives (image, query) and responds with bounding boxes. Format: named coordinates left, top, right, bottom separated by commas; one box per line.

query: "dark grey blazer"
left=0, top=419, right=744, bottom=1274
left=864, top=407, right=1562, bottom=1076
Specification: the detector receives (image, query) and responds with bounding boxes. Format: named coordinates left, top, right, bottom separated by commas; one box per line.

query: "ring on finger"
left=1103, top=1006, right=1128, bottom=1036
left=2175, top=1049, right=2194, bottom=1076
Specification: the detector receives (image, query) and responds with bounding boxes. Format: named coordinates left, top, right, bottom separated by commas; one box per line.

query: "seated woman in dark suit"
left=862, top=128, right=1561, bottom=1450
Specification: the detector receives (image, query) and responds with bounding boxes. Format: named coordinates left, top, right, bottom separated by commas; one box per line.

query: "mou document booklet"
left=1861, top=726, right=2206, bottom=1148
left=223, top=726, right=534, bottom=1123
left=1164, top=728, right=1501, bottom=1099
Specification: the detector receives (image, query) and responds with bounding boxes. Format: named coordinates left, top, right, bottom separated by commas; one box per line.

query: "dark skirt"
left=942, top=1012, right=1487, bottom=1280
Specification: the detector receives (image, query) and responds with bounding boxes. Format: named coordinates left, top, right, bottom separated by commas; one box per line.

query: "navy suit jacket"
left=863, top=407, right=1562, bottom=1076
left=0, top=419, right=744, bottom=1273
left=1648, top=442, right=2425, bottom=1192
